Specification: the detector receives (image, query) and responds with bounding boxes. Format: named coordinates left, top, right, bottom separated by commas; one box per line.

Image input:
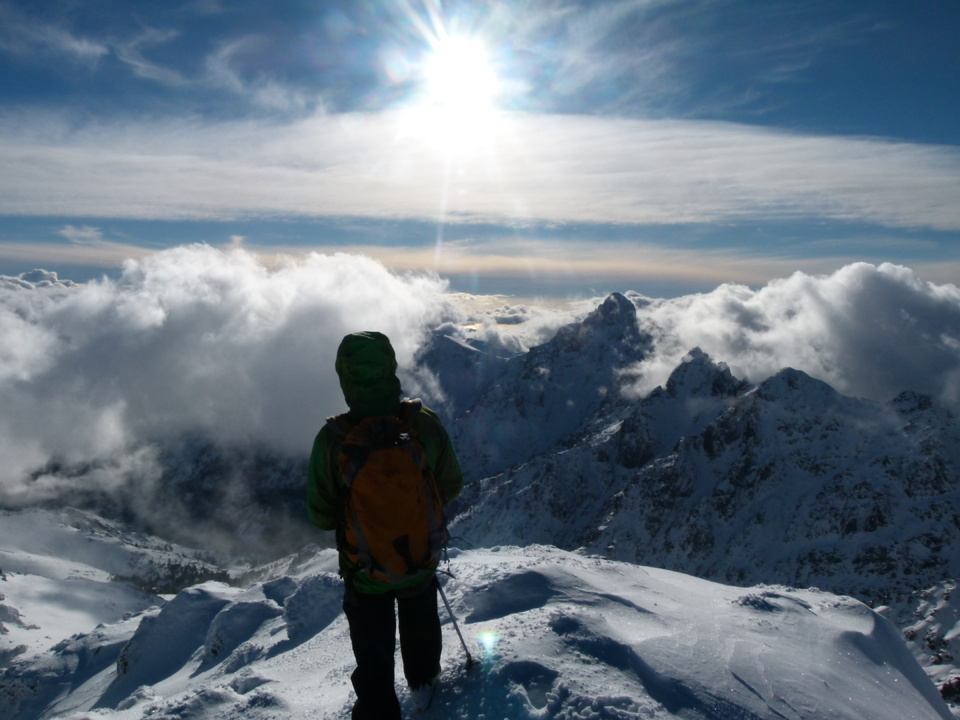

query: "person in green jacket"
left=307, top=331, right=463, bottom=719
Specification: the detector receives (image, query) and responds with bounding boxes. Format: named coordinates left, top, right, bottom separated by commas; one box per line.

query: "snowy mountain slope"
left=413, top=332, right=515, bottom=423
left=0, top=508, right=229, bottom=665
left=895, top=580, right=960, bottom=707
left=449, top=293, right=654, bottom=480
left=449, top=348, right=960, bottom=603
left=1, top=540, right=953, bottom=720
left=601, top=366, right=960, bottom=599
left=443, top=333, right=960, bottom=707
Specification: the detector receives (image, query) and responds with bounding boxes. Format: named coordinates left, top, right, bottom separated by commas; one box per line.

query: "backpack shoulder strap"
left=398, top=398, right=423, bottom=425
left=325, top=413, right=353, bottom=439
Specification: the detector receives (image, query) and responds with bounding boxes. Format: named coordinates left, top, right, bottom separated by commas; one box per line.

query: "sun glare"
left=425, top=37, right=498, bottom=112
left=403, top=34, right=502, bottom=153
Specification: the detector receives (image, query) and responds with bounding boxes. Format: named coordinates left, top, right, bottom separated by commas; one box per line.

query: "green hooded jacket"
left=306, top=331, right=464, bottom=594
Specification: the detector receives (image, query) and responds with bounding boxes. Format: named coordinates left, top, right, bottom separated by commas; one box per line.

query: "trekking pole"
left=437, top=579, right=477, bottom=669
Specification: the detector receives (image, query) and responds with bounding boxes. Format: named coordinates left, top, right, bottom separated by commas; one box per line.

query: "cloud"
left=496, top=0, right=881, bottom=118
left=0, top=2, right=107, bottom=61
left=2, top=248, right=959, bottom=550
left=1, top=111, right=957, bottom=232
left=450, top=294, right=601, bottom=355
left=0, top=246, right=453, bottom=501
left=627, top=262, right=960, bottom=407
left=113, top=27, right=189, bottom=86
left=57, top=224, right=106, bottom=245
left=202, top=37, right=316, bottom=112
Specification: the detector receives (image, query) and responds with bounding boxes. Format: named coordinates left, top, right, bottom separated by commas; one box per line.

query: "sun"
left=401, top=34, right=502, bottom=153
left=424, top=36, right=498, bottom=113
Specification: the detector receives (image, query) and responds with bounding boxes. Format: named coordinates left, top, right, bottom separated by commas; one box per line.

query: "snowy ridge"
left=438, top=296, right=960, bottom=706
left=1, top=539, right=953, bottom=720
left=449, top=346, right=960, bottom=603
left=449, top=292, right=654, bottom=479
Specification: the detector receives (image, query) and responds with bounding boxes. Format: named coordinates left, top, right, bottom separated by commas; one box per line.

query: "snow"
left=0, top=508, right=225, bottom=662
left=899, top=581, right=960, bottom=696
left=0, top=516, right=953, bottom=720
left=2, top=290, right=959, bottom=718
left=446, top=335, right=960, bottom=674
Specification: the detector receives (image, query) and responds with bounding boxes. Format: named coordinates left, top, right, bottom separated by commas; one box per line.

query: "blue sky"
left=1, top=0, right=958, bottom=297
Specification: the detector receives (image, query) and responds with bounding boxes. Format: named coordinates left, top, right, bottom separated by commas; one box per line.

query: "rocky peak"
left=663, top=347, right=746, bottom=399
left=450, top=293, right=653, bottom=480
left=534, top=292, right=650, bottom=367
left=615, top=349, right=747, bottom=469
left=584, top=292, right=638, bottom=331
left=890, top=390, right=936, bottom=416
left=754, top=367, right=844, bottom=410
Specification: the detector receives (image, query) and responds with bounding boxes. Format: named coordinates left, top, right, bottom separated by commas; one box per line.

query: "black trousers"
left=342, top=575, right=442, bottom=720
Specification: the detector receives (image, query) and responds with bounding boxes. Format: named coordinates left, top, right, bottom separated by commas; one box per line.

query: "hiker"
left=307, top=331, right=464, bottom=719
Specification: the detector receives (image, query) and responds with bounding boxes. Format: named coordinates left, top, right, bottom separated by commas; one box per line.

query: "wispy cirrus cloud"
left=112, top=27, right=189, bottom=86
left=0, top=2, right=107, bottom=60
left=0, top=110, right=957, bottom=231
left=203, top=37, right=317, bottom=112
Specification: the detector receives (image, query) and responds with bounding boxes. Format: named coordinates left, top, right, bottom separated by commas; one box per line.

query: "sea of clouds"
left=0, top=246, right=454, bottom=507
left=1, top=245, right=959, bottom=520
left=630, top=261, right=960, bottom=404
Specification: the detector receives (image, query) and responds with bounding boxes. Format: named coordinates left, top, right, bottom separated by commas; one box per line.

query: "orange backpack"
left=327, top=399, right=448, bottom=586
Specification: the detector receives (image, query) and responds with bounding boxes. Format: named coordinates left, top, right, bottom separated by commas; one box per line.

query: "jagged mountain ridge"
left=430, top=293, right=960, bottom=700
left=446, top=292, right=654, bottom=480
left=448, top=345, right=960, bottom=603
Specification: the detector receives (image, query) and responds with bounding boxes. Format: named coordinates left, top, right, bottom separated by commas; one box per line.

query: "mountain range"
left=1, top=290, right=959, bottom=717
left=432, top=292, right=960, bottom=702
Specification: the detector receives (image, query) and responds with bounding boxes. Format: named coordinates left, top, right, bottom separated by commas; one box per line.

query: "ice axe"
left=437, top=579, right=478, bottom=670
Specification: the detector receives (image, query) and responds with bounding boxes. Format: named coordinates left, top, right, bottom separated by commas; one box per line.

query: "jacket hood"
left=335, top=331, right=402, bottom=417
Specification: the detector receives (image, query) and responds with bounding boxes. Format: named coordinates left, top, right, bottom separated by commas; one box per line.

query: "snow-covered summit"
left=615, top=348, right=747, bottom=469
left=662, top=347, right=745, bottom=399
left=1, top=536, right=952, bottom=720
left=450, top=293, right=653, bottom=479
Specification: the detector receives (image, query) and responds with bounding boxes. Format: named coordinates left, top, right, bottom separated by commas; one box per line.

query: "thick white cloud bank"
left=629, top=262, right=960, bottom=406
left=0, top=246, right=452, bottom=501
left=2, top=248, right=959, bottom=511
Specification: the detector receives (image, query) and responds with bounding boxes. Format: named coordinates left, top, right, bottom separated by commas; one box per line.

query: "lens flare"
left=475, top=629, right=501, bottom=658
